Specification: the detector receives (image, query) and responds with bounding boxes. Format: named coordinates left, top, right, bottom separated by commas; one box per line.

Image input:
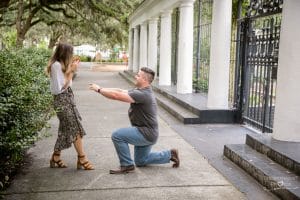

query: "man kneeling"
left=89, top=67, right=180, bottom=174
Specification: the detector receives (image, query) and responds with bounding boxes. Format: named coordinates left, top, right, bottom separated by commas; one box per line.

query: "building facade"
left=127, top=0, right=300, bottom=142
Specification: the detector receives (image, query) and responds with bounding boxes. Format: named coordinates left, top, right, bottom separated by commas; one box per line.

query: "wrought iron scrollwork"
left=247, top=0, right=283, bottom=18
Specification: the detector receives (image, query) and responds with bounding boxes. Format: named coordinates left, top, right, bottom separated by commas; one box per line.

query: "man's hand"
left=89, top=83, right=101, bottom=92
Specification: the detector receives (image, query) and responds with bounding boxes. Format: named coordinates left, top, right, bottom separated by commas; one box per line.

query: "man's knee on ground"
left=134, top=155, right=148, bottom=166
left=111, top=129, right=123, bottom=141
left=134, top=159, right=146, bottom=166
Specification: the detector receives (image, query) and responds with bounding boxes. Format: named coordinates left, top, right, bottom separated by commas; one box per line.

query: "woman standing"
left=46, top=43, right=94, bottom=170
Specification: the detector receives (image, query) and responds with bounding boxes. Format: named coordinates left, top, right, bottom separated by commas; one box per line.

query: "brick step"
left=246, top=133, right=300, bottom=176
left=119, top=71, right=135, bottom=84
left=155, top=92, right=201, bottom=124
left=224, top=144, right=300, bottom=200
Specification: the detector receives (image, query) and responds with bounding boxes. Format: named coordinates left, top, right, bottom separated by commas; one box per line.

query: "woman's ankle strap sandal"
left=77, top=155, right=94, bottom=170
left=50, top=153, right=67, bottom=168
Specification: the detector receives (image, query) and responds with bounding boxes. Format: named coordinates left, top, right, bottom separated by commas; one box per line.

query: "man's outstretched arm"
left=89, top=83, right=135, bottom=103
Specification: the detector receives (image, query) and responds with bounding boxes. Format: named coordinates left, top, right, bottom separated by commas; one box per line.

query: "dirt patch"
left=91, top=63, right=128, bottom=72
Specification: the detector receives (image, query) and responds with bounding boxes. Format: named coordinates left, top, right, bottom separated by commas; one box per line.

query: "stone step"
left=224, top=144, right=300, bottom=200
left=119, top=71, right=135, bottom=85
left=123, top=69, right=135, bottom=76
left=155, top=92, right=201, bottom=124
left=151, top=85, right=201, bottom=116
left=246, top=133, right=300, bottom=176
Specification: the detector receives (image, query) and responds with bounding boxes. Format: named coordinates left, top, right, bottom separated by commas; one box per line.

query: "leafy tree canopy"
left=0, top=0, right=142, bottom=49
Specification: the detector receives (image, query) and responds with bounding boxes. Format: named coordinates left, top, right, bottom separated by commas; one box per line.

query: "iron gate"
left=235, top=0, right=283, bottom=133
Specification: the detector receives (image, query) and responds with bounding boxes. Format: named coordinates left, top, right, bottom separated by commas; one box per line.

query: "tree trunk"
left=48, top=36, right=58, bottom=49
left=48, top=28, right=63, bottom=49
left=16, top=30, right=25, bottom=48
left=15, top=0, right=24, bottom=48
left=15, top=0, right=41, bottom=48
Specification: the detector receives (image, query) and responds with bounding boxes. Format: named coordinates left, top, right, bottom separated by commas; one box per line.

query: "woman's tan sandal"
left=77, top=155, right=94, bottom=170
left=50, top=153, right=67, bottom=168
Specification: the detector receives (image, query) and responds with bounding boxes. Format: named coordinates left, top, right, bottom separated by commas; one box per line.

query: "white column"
left=207, top=0, right=232, bottom=109
left=177, top=0, right=195, bottom=94
left=159, top=10, right=172, bottom=86
left=133, top=27, right=139, bottom=72
left=128, top=28, right=133, bottom=71
left=273, top=1, right=300, bottom=142
left=148, top=18, right=158, bottom=76
left=139, top=22, right=148, bottom=67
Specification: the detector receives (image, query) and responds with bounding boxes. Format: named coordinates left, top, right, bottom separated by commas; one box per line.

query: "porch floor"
left=152, top=80, right=208, bottom=110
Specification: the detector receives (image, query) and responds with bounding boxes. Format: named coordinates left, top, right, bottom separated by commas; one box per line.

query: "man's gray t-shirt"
left=128, top=87, right=158, bottom=143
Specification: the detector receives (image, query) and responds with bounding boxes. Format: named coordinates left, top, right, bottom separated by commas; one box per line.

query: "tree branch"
left=40, top=0, right=76, bottom=19
left=30, top=19, right=41, bottom=26
left=0, top=0, right=10, bottom=9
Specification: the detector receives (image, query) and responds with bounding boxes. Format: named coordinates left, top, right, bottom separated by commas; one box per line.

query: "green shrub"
left=2, top=30, right=17, bottom=49
left=77, top=55, right=92, bottom=62
left=0, top=48, right=53, bottom=190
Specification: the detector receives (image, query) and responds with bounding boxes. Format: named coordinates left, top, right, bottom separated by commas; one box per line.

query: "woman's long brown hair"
left=46, top=43, right=74, bottom=76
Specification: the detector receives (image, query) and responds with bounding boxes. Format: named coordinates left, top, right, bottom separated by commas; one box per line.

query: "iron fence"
left=235, top=0, right=282, bottom=133
left=193, top=0, right=213, bottom=93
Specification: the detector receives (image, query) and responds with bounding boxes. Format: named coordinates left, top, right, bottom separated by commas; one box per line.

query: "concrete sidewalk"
left=2, top=67, right=246, bottom=200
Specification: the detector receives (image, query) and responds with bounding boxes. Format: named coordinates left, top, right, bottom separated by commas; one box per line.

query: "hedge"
left=0, top=48, right=53, bottom=190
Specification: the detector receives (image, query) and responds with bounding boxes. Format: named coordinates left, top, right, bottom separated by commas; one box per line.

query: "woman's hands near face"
left=71, top=56, right=80, bottom=71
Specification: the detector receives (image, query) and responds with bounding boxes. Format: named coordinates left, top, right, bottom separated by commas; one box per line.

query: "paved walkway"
left=2, top=66, right=246, bottom=200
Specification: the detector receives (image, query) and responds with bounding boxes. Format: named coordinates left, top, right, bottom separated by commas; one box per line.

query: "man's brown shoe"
left=170, top=149, right=180, bottom=168
left=109, top=165, right=135, bottom=174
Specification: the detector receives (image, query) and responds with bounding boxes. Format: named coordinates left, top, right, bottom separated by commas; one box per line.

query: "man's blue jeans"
left=111, top=127, right=171, bottom=167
